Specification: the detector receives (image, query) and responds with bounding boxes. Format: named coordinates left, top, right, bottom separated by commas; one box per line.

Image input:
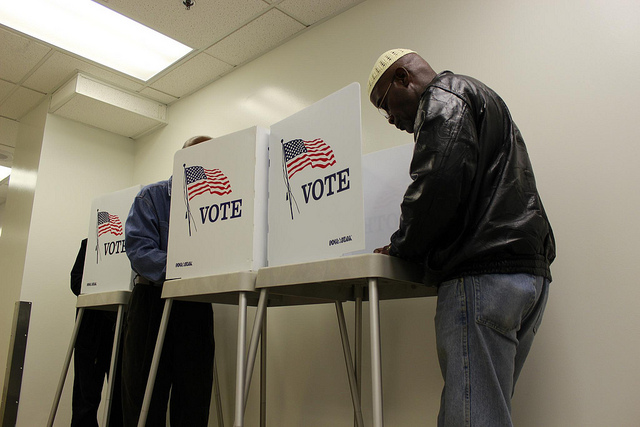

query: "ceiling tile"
left=23, top=52, right=144, bottom=94
left=0, top=87, right=46, bottom=120
left=0, top=79, right=15, bottom=102
left=0, top=26, right=51, bottom=83
left=95, top=0, right=271, bottom=49
left=150, top=53, right=233, bottom=98
left=206, top=9, right=305, bottom=66
left=277, top=0, right=364, bottom=26
left=139, top=87, right=179, bottom=105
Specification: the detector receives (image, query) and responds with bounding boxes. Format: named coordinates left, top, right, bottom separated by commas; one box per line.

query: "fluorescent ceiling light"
left=0, top=165, right=10, bottom=181
left=0, top=0, right=193, bottom=81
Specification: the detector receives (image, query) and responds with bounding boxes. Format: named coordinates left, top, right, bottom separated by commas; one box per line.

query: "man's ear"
left=394, top=67, right=411, bottom=87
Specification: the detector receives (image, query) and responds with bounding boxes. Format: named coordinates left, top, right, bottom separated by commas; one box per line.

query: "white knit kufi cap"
left=367, top=49, right=416, bottom=96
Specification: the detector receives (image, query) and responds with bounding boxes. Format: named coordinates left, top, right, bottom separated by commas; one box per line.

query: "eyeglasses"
left=376, top=77, right=394, bottom=120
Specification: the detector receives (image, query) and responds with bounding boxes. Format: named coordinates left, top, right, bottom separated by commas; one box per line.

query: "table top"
left=158, top=254, right=437, bottom=306
left=77, top=290, right=132, bottom=311
left=161, top=270, right=332, bottom=306
left=256, top=254, right=437, bottom=302
left=161, top=271, right=257, bottom=305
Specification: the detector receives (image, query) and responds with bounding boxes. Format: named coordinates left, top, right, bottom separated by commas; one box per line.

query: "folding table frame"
left=137, top=271, right=330, bottom=427
left=250, top=254, right=436, bottom=427
left=48, top=290, right=131, bottom=427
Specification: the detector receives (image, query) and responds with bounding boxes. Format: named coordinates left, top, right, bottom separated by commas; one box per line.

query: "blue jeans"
left=435, top=274, right=549, bottom=427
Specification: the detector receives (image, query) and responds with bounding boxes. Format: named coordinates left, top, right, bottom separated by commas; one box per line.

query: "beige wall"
left=3, top=0, right=639, bottom=425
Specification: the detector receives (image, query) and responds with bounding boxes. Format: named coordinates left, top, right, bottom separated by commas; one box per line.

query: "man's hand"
left=373, top=244, right=392, bottom=255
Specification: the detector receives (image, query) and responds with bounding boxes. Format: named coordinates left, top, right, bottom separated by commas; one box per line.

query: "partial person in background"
left=70, top=238, right=123, bottom=427
left=367, top=49, right=555, bottom=427
left=122, top=136, right=214, bottom=427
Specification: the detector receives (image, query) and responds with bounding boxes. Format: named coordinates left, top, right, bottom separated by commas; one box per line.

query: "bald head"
left=183, top=135, right=212, bottom=149
left=368, top=51, right=437, bottom=133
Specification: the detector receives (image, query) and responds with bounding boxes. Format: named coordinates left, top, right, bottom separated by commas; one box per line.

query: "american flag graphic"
left=97, top=211, right=123, bottom=237
left=283, top=139, right=336, bottom=179
left=185, top=165, right=232, bottom=201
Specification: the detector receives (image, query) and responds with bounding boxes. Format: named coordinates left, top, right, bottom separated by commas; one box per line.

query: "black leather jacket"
left=389, top=72, right=555, bottom=282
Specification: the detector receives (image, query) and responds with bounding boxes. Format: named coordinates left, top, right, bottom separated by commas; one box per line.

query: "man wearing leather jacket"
left=368, top=49, right=555, bottom=427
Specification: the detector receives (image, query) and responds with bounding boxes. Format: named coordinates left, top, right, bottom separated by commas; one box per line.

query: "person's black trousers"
left=72, top=309, right=123, bottom=427
left=121, top=284, right=214, bottom=427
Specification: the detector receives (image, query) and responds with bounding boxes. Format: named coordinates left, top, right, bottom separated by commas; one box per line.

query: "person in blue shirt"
left=122, top=136, right=214, bottom=426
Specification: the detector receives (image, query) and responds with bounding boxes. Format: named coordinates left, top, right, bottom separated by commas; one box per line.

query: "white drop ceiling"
left=0, top=0, right=366, bottom=206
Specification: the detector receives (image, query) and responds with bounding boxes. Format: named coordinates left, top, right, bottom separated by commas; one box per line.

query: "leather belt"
left=135, top=276, right=153, bottom=285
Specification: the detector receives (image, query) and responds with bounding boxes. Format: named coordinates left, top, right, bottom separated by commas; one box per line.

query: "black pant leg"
left=72, top=310, right=107, bottom=427
left=168, top=301, right=214, bottom=427
left=97, top=311, right=124, bottom=427
left=121, top=285, right=172, bottom=427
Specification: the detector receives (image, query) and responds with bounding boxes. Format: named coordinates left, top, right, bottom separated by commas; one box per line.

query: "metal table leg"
left=369, top=278, right=384, bottom=427
left=233, top=292, right=248, bottom=427
left=103, top=304, right=125, bottom=427
left=354, top=285, right=363, bottom=427
left=138, top=298, right=173, bottom=427
left=213, top=352, right=224, bottom=427
left=47, top=307, right=85, bottom=427
left=244, top=288, right=268, bottom=406
left=240, top=288, right=269, bottom=423
left=260, top=308, right=267, bottom=427
left=336, top=302, right=364, bottom=427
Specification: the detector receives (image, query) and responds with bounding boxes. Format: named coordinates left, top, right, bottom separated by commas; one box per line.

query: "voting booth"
left=51, top=186, right=141, bottom=426
left=166, top=126, right=269, bottom=280
left=81, top=185, right=141, bottom=294
left=268, top=82, right=365, bottom=266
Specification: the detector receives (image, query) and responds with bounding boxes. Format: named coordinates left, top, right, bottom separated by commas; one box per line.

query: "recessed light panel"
left=0, top=0, right=193, bottom=81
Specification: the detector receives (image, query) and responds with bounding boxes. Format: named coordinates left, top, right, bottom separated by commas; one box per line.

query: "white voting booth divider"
left=81, top=185, right=141, bottom=294
left=353, top=143, right=414, bottom=254
left=164, top=92, right=412, bottom=281
left=164, top=84, right=365, bottom=279
left=268, top=82, right=365, bottom=265
left=166, top=126, right=269, bottom=280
